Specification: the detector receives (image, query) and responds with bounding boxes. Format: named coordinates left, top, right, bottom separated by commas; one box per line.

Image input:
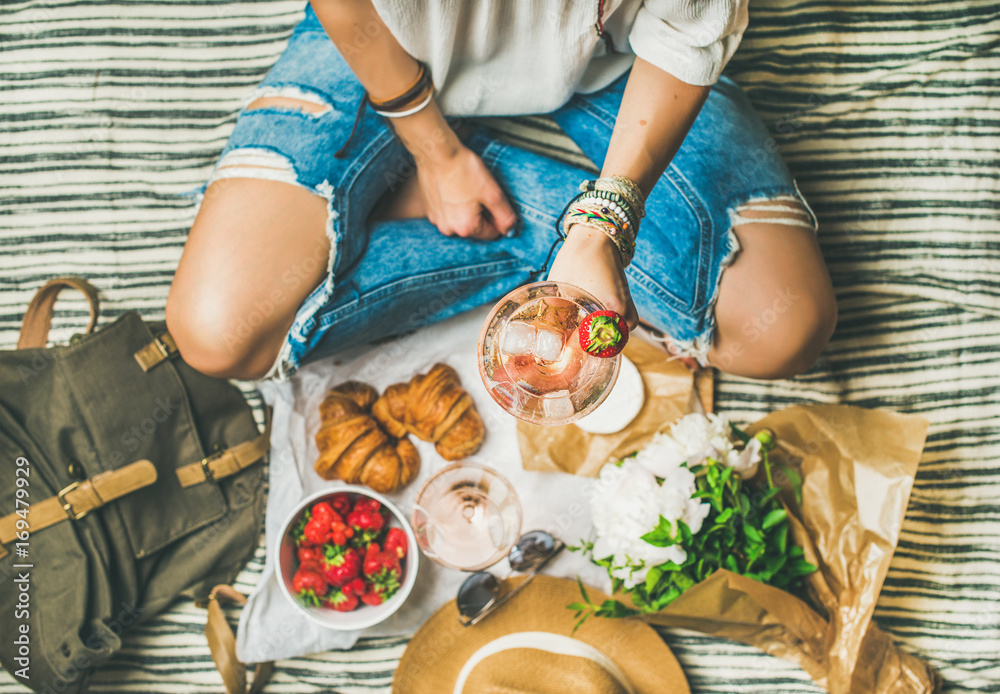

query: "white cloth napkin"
left=236, top=306, right=611, bottom=663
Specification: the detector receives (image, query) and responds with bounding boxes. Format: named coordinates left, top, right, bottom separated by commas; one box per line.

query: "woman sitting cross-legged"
left=166, top=0, right=837, bottom=382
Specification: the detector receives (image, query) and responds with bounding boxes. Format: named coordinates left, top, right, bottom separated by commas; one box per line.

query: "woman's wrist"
left=390, top=101, right=463, bottom=168
left=565, top=223, right=623, bottom=268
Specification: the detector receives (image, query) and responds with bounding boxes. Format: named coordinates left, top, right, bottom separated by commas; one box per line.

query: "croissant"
left=314, top=381, right=420, bottom=493
left=372, top=363, right=485, bottom=460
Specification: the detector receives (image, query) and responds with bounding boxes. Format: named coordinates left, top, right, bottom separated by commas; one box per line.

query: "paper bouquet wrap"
left=632, top=405, right=939, bottom=693
left=523, top=397, right=941, bottom=693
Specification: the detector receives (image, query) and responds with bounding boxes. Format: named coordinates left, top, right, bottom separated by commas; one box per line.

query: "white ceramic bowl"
left=275, top=485, right=419, bottom=631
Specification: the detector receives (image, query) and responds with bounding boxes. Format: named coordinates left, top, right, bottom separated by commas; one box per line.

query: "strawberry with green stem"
left=292, top=565, right=328, bottom=606
left=362, top=543, right=402, bottom=602
left=384, top=527, right=408, bottom=559
left=348, top=505, right=385, bottom=545
left=578, top=310, right=628, bottom=358
left=322, top=545, right=361, bottom=587
left=324, top=587, right=359, bottom=612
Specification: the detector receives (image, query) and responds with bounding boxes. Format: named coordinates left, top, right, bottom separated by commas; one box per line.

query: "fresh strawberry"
left=352, top=496, right=380, bottom=514
left=379, top=549, right=402, bottom=580
left=303, top=517, right=332, bottom=545
left=363, top=543, right=382, bottom=576
left=347, top=507, right=385, bottom=537
left=578, top=310, right=629, bottom=358
left=310, top=501, right=337, bottom=526
left=360, top=565, right=401, bottom=604
left=324, top=587, right=359, bottom=612
left=292, top=566, right=328, bottom=606
left=330, top=519, right=354, bottom=546
left=330, top=493, right=353, bottom=517
left=360, top=582, right=389, bottom=606
left=347, top=577, right=365, bottom=596
left=322, top=545, right=361, bottom=587
left=297, top=546, right=320, bottom=563
left=291, top=512, right=311, bottom=545
left=297, top=559, right=322, bottom=575
left=384, top=527, right=408, bottom=559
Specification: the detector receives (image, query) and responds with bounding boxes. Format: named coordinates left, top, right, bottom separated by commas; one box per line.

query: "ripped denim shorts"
left=206, top=5, right=817, bottom=380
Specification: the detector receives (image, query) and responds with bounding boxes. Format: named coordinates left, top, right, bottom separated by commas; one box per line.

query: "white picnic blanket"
left=236, top=306, right=612, bottom=663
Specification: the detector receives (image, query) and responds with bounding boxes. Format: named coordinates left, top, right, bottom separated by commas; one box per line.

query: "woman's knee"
left=709, top=206, right=837, bottom=379
left=710, top=283, right=836, bottom=379
left=165, top=280, right=282, bottom=380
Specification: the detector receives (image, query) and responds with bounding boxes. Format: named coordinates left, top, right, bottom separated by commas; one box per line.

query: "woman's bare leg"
left=708, top=202, right=837, bottom=379
left=166, top=177, right=330, bottom=380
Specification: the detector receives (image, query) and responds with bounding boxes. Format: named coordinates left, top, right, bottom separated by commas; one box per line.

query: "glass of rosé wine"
left=477, top=281, right=626, bottom=426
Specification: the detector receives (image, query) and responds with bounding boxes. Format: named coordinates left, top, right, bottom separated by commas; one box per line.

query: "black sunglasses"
left=456, top=530, right=565, bottom=627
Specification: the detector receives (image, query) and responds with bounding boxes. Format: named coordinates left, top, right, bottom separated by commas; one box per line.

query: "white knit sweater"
left=370, top=0, right=748, bottom=117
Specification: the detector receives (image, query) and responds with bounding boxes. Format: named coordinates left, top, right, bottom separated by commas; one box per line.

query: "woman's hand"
left=547, top=224, right=639, bottom=329
left=415, top=143, right=517, bottom=240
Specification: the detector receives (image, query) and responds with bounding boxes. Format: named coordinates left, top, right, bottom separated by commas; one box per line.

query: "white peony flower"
left=727, top=436, right=762, bottom=479
left=586, top=412, right=761, bottom=593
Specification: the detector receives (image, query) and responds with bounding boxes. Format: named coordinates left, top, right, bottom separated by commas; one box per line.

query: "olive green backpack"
left=0, top=278, right=270, bottom=693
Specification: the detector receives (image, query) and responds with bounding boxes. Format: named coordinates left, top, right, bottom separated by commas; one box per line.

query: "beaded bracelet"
left=555, top=175, right=645, bottom=267
left=564, top=200, right=636, bottom=266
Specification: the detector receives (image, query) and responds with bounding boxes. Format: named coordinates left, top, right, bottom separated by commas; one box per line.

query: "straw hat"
left=393, top=575, right=689, bottom=694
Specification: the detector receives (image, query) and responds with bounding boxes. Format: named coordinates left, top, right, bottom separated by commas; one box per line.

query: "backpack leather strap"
left=205, top=585, right=274, bottom=694
left=0, top=459, right=157, bottom=559
left=176, top=410, right=272, bottom=488
left=17, top=277, right=100, bottom=349
left=133, top=331, right=180, bottom=371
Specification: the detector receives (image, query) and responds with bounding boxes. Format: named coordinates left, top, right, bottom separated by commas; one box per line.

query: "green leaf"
left=673, top=571, right=696, bottom=591
left=788, top=559, right=818, bottom=578
left=641, top=528, right=676, bottom=547
left=677, top=520, right=693, bottom=544
left=645, top=566, right=664, bottom=594
left=778, top=463, right=804, bottom=504
left=576, top=576, right=591, bottom=606
left=774, top=522, right=789, bottom=554
left=762, top=509, right=788, bottom=530
left=730, top=422, right=751, bottom=443
left=744, top=524, right=764, bottom=544
left=653, top=586, right=682, bottom=610
left=763, top=554, right=787, bottom=576
left=595, top=599, right=639, bottom=619
left=707, top=464, right=720, bottom=486
left=789, top=545, right=804, bottom=559
left=724, top=554, right=739, bottom=572
left=715, top=507, right=734, bottom=524
left=719, top=466, right=734, bottom=487
left=761, top=486, right=783, bottom=504
left=738, top=493, right=751, bottom=517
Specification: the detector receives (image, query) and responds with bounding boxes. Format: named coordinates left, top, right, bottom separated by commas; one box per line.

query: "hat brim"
left=393, top=575, right=689, bottom=694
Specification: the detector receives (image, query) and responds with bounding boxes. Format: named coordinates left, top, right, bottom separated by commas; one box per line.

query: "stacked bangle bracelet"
left=556, top=175, right=646, bottom=267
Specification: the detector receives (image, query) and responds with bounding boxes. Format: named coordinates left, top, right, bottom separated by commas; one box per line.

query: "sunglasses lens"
left=508, top=530, right=557, bottom=572
left=457, top=572, right=500, bottom=619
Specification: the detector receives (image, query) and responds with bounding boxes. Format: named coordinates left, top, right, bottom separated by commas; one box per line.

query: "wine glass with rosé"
left=478, top=281, right=628, bottom=426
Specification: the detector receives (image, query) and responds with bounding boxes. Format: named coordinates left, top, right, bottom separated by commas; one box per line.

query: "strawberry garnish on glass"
left=578, top=310, right=629, bottom=358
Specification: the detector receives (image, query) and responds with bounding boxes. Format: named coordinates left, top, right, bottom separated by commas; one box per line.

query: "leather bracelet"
left=373, top=91, right=434, bottom=119
left=368, top=62, right=432, bottom=113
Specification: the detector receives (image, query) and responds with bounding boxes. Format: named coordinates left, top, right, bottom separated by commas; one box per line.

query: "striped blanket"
left=2, top=0, right=998, bottom=692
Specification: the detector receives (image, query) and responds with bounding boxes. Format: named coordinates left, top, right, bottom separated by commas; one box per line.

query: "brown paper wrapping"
left=629, top=405, right=941, bottom=694
left=518, top=337, right=709, bottom=476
